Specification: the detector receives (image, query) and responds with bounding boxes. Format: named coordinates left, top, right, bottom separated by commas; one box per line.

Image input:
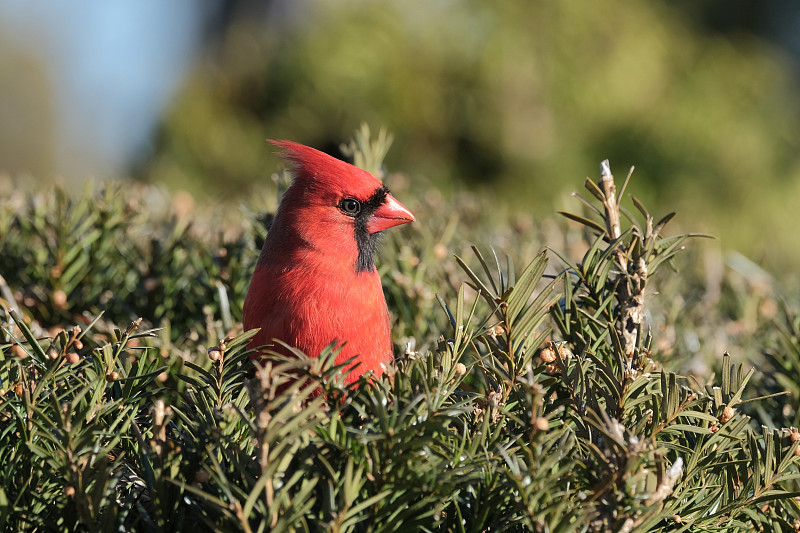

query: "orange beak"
left=368, top=194, right=415, bottom=234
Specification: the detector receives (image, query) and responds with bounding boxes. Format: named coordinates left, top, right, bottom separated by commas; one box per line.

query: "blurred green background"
left=2, top=0, right=800, bottom=275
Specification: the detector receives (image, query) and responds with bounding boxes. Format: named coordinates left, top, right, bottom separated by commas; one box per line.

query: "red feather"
left=242, top=141, right=414, bottom=385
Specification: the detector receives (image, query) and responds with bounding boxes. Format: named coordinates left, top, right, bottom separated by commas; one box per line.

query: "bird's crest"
left=269, top=140, right=383, bottom=195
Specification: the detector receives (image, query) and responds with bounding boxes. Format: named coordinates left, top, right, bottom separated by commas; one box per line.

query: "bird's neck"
left=258, top=211, right=376, bottom=276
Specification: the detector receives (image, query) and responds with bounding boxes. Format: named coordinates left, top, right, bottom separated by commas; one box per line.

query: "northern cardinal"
left=242, top=140, right=415, bottom=384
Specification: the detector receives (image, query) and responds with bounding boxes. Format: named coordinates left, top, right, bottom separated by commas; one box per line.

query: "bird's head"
left=268, top=140, right=415, bottom=272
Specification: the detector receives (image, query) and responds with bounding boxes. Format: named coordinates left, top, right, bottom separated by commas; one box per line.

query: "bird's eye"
left=339, top=198, right=362, bottom=216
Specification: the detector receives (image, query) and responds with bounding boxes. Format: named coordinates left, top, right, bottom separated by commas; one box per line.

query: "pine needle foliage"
left=2, top=128, right=800, bottom=531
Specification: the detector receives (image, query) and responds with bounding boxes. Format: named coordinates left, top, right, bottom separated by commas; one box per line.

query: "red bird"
left=242, top=140, right=415, bottom=384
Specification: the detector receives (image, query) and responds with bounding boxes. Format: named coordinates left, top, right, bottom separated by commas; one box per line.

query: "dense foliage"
left=3, top=131, right=800, bottom=531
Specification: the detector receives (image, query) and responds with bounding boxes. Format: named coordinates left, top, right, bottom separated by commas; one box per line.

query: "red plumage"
left=242, top=140, right=414, bottom=384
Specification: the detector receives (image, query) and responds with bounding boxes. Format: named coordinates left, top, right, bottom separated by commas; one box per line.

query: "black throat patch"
left=353, top=186, right=389, bottom=273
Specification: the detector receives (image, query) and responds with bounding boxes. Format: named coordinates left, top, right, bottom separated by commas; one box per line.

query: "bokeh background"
left=2, top=0, right=800, bottom=276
